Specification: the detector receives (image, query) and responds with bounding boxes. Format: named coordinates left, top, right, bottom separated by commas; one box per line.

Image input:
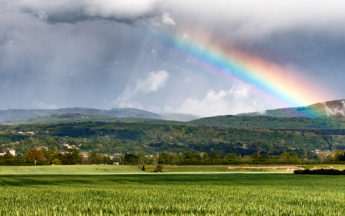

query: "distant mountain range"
left=0, top=107, right=199, bottom=123
left=2, top=99, right=345, bottom=130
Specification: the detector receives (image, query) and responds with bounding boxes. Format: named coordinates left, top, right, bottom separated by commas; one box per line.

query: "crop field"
left=0, top=174, right=345, bottom=215
left=0, top=165, right=143, bottom=175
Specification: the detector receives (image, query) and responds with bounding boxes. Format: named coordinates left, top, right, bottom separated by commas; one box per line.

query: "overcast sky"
left=1, top=0, right=345, bottom=116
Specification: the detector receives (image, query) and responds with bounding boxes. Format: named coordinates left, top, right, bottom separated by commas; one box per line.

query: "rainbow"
left=150, top=30, right=333, bottom=117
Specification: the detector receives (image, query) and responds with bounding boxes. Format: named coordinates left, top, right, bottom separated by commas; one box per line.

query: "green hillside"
left=6, top=112, right=345, bottom=131
left=191, top=115, right=345, bottom=129
left=1, top=122, right=345, bottom=156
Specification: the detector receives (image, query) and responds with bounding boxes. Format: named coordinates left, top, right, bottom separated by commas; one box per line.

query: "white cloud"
left=137, top=70, right=170, bottom=93
left=32, top=100, right=62, bottom=109
left=114, top=70, right=169, bottom=108
left=161, top=11, right=176, bottom=26
left=175, top=86, right=265, bottom=117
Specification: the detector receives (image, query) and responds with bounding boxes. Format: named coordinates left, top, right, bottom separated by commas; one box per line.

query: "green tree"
left=250, top=152, right=260, bottom=163
left=225, top=153, right=238, bottom=162
left=27, top=148, right=46, bottom=165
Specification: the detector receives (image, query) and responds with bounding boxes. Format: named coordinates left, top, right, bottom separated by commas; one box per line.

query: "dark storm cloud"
left=6, top=0, right=164, bottom=25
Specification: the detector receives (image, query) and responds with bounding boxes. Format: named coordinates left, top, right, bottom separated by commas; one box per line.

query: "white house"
left=9, top=148, right=15, bottom=156
left=0, top=150, right=6, bottom=156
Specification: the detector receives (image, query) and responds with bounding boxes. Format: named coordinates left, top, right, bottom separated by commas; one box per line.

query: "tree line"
left=123, top=150, right=345, bottom=165
left=1, top=147, right=345, bottom=166
left=0, top=148, right=110, bottom=166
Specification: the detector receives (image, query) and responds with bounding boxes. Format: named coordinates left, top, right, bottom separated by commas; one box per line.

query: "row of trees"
left=0, top=148, right=111, bottom=166
left=123, top=150, right=345, bottom=165
left=2, top=147, right=345, bottom=166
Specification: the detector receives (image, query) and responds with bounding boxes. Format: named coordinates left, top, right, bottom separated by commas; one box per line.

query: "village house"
left=0, top=149, right=15, bottom=156
left=9, top=148, right=15, bottom=156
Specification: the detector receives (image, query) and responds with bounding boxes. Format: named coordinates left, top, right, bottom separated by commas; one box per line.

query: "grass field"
left=144, top=165, right=229, bottom=173
left=0, top=165, right=143, bottom=175
left=1, top=164, right=345, bottom=175
left=0, top=174, right=344, bottom=215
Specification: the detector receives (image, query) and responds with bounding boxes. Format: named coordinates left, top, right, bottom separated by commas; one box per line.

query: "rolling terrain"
left=7, top=112, right=345, bottom=131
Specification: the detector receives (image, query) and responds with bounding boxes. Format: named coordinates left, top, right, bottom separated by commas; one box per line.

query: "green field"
left=0, top=174, right=344, bottom=215
left=0, top=165, right=143, bottom=175
left=144, top=165, right=229, bottom=173
left=2, top=164, right=345, bottom=175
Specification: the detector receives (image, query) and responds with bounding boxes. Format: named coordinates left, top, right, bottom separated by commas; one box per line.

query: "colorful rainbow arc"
left=151, top=30, right=332, bottom=117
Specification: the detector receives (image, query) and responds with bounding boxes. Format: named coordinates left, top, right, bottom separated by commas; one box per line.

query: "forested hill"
left=190, top=115, right=345, bottom=130
left=1, top=122, right=345, bottom=156
left=6, top=113, right=345, bottom=130
left=0, top=108, right=199, bottom=122
left=238, top=99, right=345, bottom=120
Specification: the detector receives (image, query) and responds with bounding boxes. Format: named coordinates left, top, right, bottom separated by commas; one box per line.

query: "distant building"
left=59, top=151, right=66, bottom=155
left=37, top=146, right=48, bottom=151
left=67, top=146, right=72, bottom=149
left=63, top=143, right=69, bottom=147
left=82, top=153, right=88, bottom=158
left=315, top=149, right=321, bottom=154
left=0, top=150, right=6, bottom=156
left=27, top=131, right=35, bottom=135
left=9, top=148, right=15, bottom=156
left=109, top=155, right=114, bottom=160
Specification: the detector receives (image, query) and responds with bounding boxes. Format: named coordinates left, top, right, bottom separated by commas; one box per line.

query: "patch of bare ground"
left=311, top=166, right=333, bottom=170
left=228, top=165, right=304, bottom=172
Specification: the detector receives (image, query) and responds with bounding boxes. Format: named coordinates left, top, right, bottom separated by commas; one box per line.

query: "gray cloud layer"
left=0, top=0, right=345, bottom=116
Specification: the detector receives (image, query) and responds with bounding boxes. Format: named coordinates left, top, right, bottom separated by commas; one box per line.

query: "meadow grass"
left=0, top=174, right=344, bottom=215
left=0, top=165, right=143, bottom=175
left=143, top=165, right=229, bottom=173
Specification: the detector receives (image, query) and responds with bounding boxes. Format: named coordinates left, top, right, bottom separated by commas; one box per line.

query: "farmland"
left=0, top=165, right=143, bottom=175
left=0, top=174, right=344, bottom=215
